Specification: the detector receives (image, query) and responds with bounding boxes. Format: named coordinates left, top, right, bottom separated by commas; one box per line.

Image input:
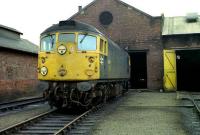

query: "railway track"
left=178, top=92, right=200, bottom=135
left=187, top=95, right=200, bottom=134
left=0, top=97, right=45, bottom=112
left=0, top=90, right=126, bottom=135
left=0, top=104, right=104, bottom=135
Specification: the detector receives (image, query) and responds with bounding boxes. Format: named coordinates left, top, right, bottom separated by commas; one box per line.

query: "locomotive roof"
left=41, top=20, right=127, bottom=54
left=41, top=20, right=102, bottom=35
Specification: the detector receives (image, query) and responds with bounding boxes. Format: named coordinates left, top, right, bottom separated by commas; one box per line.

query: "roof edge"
left=0, top=46, right=38, bottom=55
left=115, top=0, right=153, bottom=18
left=162, top=33, right=200, bottom=36
left=68, top=0, right=155, bottom=20
left=0, top=24, right=23, bottom=35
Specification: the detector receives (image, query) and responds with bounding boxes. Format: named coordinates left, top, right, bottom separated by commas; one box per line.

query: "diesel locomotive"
left=38, top=20, right=130, bottom=108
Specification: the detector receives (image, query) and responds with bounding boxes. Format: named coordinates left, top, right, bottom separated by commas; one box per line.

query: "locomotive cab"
left=38, top=32, right=107, bottom=81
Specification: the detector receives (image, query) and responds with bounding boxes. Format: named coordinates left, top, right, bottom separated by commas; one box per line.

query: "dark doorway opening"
left=129, top=52, right=147, bottom=89
left=176, top=50, right=200, bottom=91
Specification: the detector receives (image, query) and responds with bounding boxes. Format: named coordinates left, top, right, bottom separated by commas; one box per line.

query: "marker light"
left=41, top=66, right=48, bottom=76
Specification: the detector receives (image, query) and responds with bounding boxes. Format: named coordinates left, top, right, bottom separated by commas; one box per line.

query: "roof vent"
left=185, top=13, right=198, bottom=23
left=59, top=20, right=76, bottom=26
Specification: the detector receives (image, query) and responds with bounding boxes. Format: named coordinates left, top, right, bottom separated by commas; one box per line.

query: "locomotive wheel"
left=54, top=97, right=64, bottom=108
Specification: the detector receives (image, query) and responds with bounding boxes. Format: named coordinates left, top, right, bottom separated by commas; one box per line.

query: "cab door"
left=163, top=50, right=177, bottom=91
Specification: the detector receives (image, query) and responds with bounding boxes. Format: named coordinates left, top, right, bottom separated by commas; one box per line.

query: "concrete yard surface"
left=92, top=91, right=189, bottom=135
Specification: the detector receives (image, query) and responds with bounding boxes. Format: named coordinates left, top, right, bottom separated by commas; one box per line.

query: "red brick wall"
left=71, top=0, right=163, bottom=90
left=0, top=48, right=39, bottom=101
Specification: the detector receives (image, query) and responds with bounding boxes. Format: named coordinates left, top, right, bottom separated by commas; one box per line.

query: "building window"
left=99, top=11, right=113, bottom=25
left=6, top=66, right=13, bottom=79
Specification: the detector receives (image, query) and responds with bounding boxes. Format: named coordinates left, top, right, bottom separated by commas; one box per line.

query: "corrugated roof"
left=162, top=16, right=200, bottom=36
left=0, top=36, right=38, bottom=54
left=0, top=24, right=22, bottom=35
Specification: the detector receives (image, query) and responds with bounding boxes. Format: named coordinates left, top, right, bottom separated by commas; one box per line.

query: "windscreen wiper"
left=50, top=35, right=54, bottom=48
left=80, top=33, right=88, bottom=43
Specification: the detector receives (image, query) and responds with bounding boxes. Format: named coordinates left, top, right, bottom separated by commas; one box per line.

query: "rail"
left=54, top=104, right=103, bottom=135
left=0, top=104, right=103, bottom=135
left=0, top=96, right=45, bottom=112
left=0, top=109, right=57, bottom=135
left=188, top=95, right=200, bottom=114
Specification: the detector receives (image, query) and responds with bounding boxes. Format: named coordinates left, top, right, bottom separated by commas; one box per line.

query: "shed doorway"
left=176, top=50, right=200, bottom=91
left=129, top=51, right=147, bottom=89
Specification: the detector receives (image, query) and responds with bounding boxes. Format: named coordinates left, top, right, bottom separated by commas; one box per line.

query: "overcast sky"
left=0, top=0, right=200, bottom=45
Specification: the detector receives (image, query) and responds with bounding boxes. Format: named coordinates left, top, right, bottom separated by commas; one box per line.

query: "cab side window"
left=100, top=39, right=104, bottom=52
left=104, top=41, right=107, bottom=54
left=100, top=39, right=107, bottom=55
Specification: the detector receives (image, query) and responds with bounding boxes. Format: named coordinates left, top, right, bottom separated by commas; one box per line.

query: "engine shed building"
left=0, top=24, right=39, bottom=101
left=162, top=15, right=200, bottom=92
left=69, top=0, right=200, bottom=91
left=69, top=0, right=162, bottom=90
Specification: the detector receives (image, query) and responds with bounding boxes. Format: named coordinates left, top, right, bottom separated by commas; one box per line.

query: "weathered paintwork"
left=38, top=32, right=100, bottom=81
left=163, top=50, right=177, bottom=91
left=38, top=21, right=130, bottom=81
left=100, top=39, right=130, bottom=80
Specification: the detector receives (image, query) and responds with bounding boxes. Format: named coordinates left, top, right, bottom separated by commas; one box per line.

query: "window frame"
left=99, top=36, right=108, bottom=56
left=104, top=41, right=107, bottom=54
left=58, top=33, right=76, bottom=43
left=77, top=33, right=97, bottom=52
left=100, top=38, right=104, bottom=53
left=40, top=34, right=56, bottom=52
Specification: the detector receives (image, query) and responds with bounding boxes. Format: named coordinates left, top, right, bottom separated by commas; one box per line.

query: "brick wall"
left=0, top=48, right=40, bottom=101
left=71, top=0, right=163, bottom=90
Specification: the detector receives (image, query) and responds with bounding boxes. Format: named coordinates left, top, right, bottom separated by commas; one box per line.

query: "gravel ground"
left=92, top=91, right=190, bottom=135
left=0, top=103, right=51, bottom=130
